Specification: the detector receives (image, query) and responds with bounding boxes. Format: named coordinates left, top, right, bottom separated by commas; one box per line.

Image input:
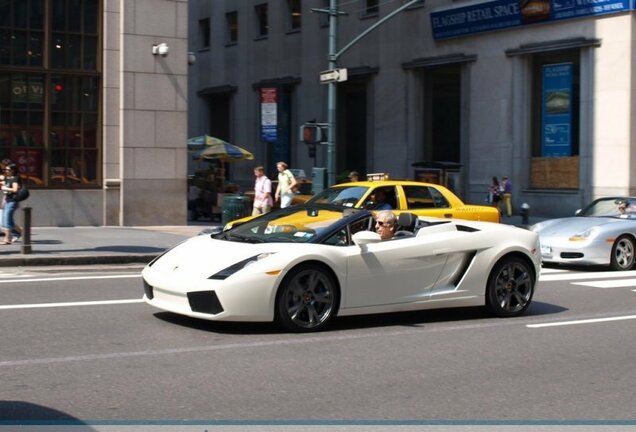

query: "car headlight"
left=569, top=226, right=599, bottom=241
left=209, top=253, right=276, bottom=280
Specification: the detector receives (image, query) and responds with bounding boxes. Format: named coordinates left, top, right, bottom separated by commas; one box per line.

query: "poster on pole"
left=541, top=63, right=573, bottom=157
left=260, top=88, right=277, bottom=143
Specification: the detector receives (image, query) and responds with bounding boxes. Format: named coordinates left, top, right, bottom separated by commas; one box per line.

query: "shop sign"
left=431, top=0, right=632, bottom=40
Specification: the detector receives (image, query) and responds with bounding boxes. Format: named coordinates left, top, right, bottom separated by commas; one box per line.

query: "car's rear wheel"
left=610, top=235, right=635, bottom=271
left=486, top=256, right=534, bottom=317
left=275, top=263, right=339, bottom=332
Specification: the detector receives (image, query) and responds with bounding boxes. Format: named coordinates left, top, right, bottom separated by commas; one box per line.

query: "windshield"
left=226, top=207, right=346, bottom=243
left=579, top=198, right=636, bottom=218
left=307, top=186, right=369, bottom=207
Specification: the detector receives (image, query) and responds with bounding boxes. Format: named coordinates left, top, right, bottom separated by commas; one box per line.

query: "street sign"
left=320, top=68, right=348, bottom=84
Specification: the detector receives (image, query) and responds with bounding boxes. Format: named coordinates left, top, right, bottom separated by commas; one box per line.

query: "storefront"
left=0, top=0, right=188, bottom=226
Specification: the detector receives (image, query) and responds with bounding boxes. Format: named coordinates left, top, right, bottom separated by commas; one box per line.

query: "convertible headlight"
left=569, top=227, right=599, bottom=241
left=209, top=253, right=276, bottom=280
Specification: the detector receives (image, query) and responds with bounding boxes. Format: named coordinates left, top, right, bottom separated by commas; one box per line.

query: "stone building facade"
left=188, top=0, right=636, bottom=217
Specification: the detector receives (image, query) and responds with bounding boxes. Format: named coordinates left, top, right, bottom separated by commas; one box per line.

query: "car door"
left=344, top=236, right=450, bottom=309
left=401, top=185, right=456, bottom=219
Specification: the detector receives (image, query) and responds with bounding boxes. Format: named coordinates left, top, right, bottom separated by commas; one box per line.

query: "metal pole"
left=21, top=206, right=32, bottom=254
left=326, top=0, right=338, bottom=186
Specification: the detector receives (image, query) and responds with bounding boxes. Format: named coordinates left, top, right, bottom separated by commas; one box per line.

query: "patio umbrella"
left=187, top=135, right=229, bottom=150
left=188, top=135, right=255, bottom=162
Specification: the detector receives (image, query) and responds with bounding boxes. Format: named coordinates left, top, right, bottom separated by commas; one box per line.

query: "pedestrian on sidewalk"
left=488, top=176, right=502, bottom=207
left=348, top=171, right=360, bottom=182
left=500, top=176, right=513, bottom=217
left=274, top=161, right=297, bottom=209
left=1, top=163, right=23, bottom=244
left=252, top=165, right=273, bottom=216
left=0, top=158, right=11, bottom=236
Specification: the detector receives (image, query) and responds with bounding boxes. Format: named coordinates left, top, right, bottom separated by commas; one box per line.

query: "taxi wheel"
left=275, top=263, right=339, bottom=332
left=610, top=235, right=635, bottom=271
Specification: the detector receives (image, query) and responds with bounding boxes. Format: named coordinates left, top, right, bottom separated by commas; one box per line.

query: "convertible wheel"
left=275, top=264, right=339, bottom=332
left=610, top=235, right=635, bottom=271
left=486, top=256, right=534, bottom=317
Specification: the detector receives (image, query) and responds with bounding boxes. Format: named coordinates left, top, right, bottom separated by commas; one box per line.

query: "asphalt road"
left=0, top=264, right=635, bottom=426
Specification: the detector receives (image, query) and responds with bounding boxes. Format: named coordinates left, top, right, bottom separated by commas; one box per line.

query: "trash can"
left=222, top=194, right=252, bottom=226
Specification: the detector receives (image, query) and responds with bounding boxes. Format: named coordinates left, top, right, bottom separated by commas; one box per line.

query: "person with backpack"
left=1, top=163, right=23, bottom=244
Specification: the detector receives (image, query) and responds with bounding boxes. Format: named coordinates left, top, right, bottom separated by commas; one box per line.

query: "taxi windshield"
left=307, top=186, right=369, bottom=207
left=228, top=207, right=345, bottom=243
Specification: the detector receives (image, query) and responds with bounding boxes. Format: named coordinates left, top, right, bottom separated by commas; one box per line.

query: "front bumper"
left=539, top=237, right=611, bottom=266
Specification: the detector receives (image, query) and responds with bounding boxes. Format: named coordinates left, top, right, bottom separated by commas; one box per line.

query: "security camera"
left=152, top=43, right=170, bottom=56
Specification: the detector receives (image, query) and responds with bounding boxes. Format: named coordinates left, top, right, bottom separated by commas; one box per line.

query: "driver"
left=375, top=210, right=397, bottom=240
left=372, top=189, right=392, bottom=210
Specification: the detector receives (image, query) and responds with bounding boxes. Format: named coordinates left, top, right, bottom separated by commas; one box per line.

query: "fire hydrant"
left=520, top=202, right=530, bottom=226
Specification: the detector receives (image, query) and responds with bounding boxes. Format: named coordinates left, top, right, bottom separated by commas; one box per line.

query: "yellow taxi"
left=224, top=174, right=499, bottom=230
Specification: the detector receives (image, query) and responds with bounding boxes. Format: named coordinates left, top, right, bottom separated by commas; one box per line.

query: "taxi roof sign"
left=367, top=172, right=389, bottom=181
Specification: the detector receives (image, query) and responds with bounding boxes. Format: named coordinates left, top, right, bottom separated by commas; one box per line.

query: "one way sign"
left=320, top=68, right=348, bottom=84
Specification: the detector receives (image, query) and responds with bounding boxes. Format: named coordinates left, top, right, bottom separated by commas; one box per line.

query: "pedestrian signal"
left=300, top=124, right=324, bottom=144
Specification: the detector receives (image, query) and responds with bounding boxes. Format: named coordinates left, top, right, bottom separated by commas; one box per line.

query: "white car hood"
left=149, top=235, right=291, bottom=278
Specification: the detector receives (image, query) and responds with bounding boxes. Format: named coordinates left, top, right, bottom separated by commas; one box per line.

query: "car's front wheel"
left=486, top=256, right=535, bottom=317
left=610, top=235, right=635, bottom=271
left=275, top=263, right=339, bottom=332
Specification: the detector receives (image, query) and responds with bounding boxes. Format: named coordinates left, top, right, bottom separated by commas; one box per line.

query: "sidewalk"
left=0, top=215, right=543, bottom=267
left=0, top=224, right=220, bottom=267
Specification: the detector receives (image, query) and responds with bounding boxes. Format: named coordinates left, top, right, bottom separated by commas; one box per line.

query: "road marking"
left=527, top=314, right=636, bottom=328
left=572, top=279, right=636, bottom=288
left=0, top=298, right=143, bottom=310
left=539, top=268, right=572, bottom=274
left=539, top=270, right=636, bottom=282
left=0, top=274, right=140, bottom=284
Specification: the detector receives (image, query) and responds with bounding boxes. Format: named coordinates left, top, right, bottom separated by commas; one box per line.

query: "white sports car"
left=142, top=205, right=541, bottom=332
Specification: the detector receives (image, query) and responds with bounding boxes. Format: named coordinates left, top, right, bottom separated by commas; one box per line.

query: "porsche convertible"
left=142, top=204, right=540, bottom=332
left=531, top=196, right=636, bottom=270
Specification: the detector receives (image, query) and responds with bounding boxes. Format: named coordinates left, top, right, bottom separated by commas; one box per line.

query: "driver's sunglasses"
left=376, top=220, right=392, bottom=227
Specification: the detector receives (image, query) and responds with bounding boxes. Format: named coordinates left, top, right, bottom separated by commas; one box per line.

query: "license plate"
left=541, top=245, right=552, bottom=255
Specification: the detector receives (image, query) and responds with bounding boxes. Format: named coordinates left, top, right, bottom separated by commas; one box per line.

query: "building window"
left=255, top=4, right=268, bottom=38
left=0, top=0, right=101, bottom=188
left=287, top=0, right=301, bottom=31
left=0, top=0, right=44, bottom=67
left=199, top=18, right=210, bottom=49
left=364, top=0, right=379, bottom=15
left=530, top=50, right=580, bottom=189
left=226, top=11, right=238, bottom=44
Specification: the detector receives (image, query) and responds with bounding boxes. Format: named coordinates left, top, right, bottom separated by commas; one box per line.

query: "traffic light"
left=300, top=123, right=324, bottom=144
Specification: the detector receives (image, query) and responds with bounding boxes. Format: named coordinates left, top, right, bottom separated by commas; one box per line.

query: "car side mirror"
left=575, top=209, right=581, bottom=215
left=352, top=230, right=381, bottom=245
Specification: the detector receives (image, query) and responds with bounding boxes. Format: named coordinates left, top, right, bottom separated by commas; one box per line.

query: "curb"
left=0, top=254, right=158, bottom=267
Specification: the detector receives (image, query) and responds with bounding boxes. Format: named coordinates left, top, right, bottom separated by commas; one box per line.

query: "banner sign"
left=541, top=63, right=573, bottom=157
left=260, top=87, right=278, bottom=143
left=431, top=0, right=632, bottom=39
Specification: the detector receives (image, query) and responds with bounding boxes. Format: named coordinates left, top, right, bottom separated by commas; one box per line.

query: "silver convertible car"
left=531, top=197, right=636, bottom=270
left=143, top=204, right=540, bottom=332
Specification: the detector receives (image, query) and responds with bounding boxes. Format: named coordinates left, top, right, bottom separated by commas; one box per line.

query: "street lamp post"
left=326, top=0, right=338, bottom=187
left=315, top=0, right=424, bottom=186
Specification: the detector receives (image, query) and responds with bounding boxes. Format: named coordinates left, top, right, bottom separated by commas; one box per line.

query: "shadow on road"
left=152, top=301, right=567, bottom=335
left=0, top=401, right=93, bottom=425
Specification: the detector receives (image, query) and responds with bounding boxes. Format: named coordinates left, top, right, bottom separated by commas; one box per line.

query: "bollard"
left=21, top=206, right=32, bottom=254
left=520, top=202, right=530, bottom=226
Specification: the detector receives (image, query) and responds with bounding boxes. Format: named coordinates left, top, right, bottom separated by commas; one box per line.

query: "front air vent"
left=143, top=279, right=154, bottom=300
left=561, top=252, right=584, bottom=259
left=187, top=291, right=224, bottom=315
